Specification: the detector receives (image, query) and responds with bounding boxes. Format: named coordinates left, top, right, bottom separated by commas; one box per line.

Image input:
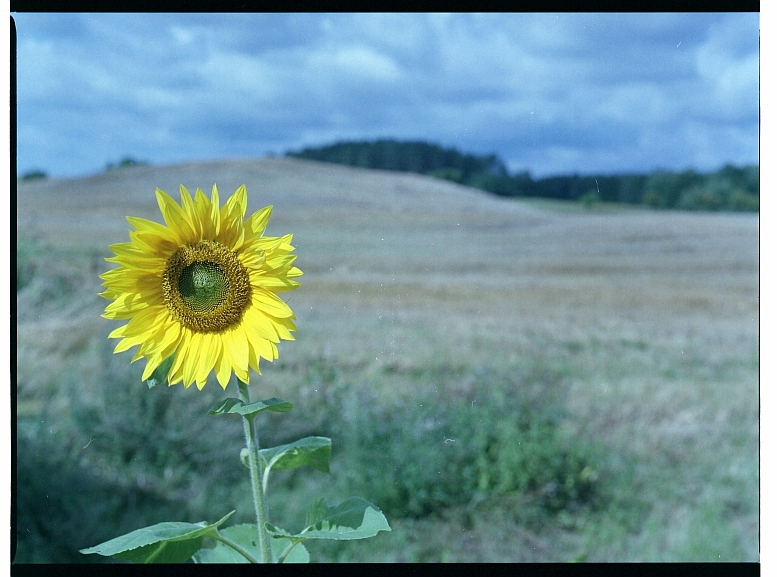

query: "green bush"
left=727, top=188, right=759, bottom=211
left=20, top=170, right=47, bottom=181
left=16, top=240, right=38, bottom=292
left=641, top=189, right=662, bottom=208
left=677, top=186, right=725, bottom=211
left=425, top=168, right=464, bottom=184
left=325, top=373, right=606, bottom=521
left=580, top=190, right=600, bottom=209
left=15, top=419, right=174, bottom=563
left=105, top=157, right=149, bottom=171
left=15, top=339, right=253, bottom=563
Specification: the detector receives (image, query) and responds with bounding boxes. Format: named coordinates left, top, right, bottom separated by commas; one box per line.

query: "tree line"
left=286, top=139, right=758, bottom=212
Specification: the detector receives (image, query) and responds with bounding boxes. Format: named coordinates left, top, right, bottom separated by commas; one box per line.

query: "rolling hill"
left=15, top=156, right=759, bottom=562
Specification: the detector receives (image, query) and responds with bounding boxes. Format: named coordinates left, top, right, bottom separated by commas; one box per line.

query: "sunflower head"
left=100, top=184, right=302, bottom=390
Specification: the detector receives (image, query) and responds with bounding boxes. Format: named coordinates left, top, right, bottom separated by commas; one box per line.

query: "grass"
left=15, top=159, right=759, bottom=562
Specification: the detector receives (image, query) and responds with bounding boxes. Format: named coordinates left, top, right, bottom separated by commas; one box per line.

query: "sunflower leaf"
left=192, top=523, right=309, bottom=563
left=259, top=436, right=331, bottom=475
left=80, top=511, right=234, bottom=563
left=306, top=497, right=329, bottom=527
left=265, top=498, right=390, bottom=542
left=207, top=397, right=294, bottom=417
left=145, top=355, right=174, bottom=389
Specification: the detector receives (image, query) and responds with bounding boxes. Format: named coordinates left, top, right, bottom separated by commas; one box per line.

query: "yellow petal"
left=252, top=289, right=294, bottom=319
left=182, top=332, right=201, bottom=387
left=268, top=316, right=296, bottom=341
left=215, top=339, right=233, bottom=389
left=142, top=352, right=167, bottom=381
left=247, top=338, right=262, bottom=374
left=224, top=327, right=249, bottom=374
left=179, top=185, right=203, bottom=239
left=119, top=305, right=168, bottom=338
left=217, top=210, right=245, bottom=251
left=250, top=274, right=300, bottom=293
left=108, top=325, right=128, bottom=339
left=246, top=206, right=273, bottom=237
left=169, top=330, right=192, bottom=384
left=244, top=307, right=281, bottom=342
left=235, top=365, right=250, bottom=384
left=222, top=185, right=248, bottom=222
left=194, top=188, right=214, bottom=239
left=113, top=335, right=142, bottom=354
left=245, top=322, right=276, bottom=362
left=126, top=216, right=173, bottom=237
left=196, top=333, right=221, bottom=388
left=210, top=184, right=221, bottom=237
left=216, top=186, right=248, bottom=250
left=239, top=250, right=266, bottom=269
left=156, top=188, right=197, bottom=244
left=251, top=235, right=286, bottom=253
left=140, top=319, right=181, bottom=359
left=106, top=254, right=166, bottom=270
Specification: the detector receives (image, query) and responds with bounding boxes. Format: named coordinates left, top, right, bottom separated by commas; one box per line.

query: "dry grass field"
left=15, top=157, right=759, bottom=562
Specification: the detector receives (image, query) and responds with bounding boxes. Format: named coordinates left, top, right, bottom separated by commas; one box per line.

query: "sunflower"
left=100, top=184, right=301, bottom=390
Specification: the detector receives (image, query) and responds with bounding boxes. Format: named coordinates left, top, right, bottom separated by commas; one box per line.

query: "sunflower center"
left=178, top=262, right=229, bottom=312
left=162, top=240, right=251, bottom=333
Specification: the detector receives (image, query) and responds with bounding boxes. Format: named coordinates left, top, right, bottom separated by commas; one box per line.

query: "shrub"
left=727, top=188, right=759, bottom=212
left=105, top=157, right=148, bottom=171
left=325, top=372, right=606, bottom=521
left=580, top=190, right=600, bottom=209
left=20, top=170, right=47, bottom=181
left=15, top=418, right=174, bottom=563
left=16, top=239, right=38, bottom=292
left=641, top=190, right=662, bottom=208
left=426, top=168, right=464, bottom=184
left=677, top=186, right=724, bottom=211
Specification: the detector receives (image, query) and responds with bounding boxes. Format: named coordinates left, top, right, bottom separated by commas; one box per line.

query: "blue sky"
left=13, top=13, right=760, bottom=179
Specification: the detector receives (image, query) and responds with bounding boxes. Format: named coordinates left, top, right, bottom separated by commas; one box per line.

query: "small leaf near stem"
left=208, top=397, right=293, bottom=417
left=260, top=436, right=332, bottom=495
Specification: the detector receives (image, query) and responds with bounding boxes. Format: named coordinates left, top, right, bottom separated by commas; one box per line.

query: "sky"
left=13, top=12, right=760, bottom=179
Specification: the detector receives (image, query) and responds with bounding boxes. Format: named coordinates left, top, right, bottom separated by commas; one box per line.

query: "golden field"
left=16, top=157, right=758, bottom=562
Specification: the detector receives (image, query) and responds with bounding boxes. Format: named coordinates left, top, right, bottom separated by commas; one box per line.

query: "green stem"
left=276, top=539, right=301, bottom=564
left=238, top=381, right=274, bottom=563
left=212, top=532, right=260, bottom=563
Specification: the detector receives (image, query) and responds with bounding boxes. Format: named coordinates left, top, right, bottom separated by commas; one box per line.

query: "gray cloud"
left=14, top=12, right=759, bottom=178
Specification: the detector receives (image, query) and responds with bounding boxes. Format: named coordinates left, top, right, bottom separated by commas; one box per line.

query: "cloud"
left=14, top=13, right=759, bottom=178
left=693, top=15, right=760, bottom=124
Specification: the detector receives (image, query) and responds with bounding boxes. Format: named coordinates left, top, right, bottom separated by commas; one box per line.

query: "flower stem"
left=237, top=381, right=274, bottom=563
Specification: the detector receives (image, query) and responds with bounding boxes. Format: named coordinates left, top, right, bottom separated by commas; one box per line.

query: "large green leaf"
left=306, top=497, right=329, bottom=528
left=110, top=537, right=204, bottom=564
left=79, top=511, right=234, bottom=563
left=207, top=397, right=293, bottom=418
left=260, top=436, right=331, bottom=475
left=192, top=524, right=309, bottom=564
left=266, top=498, right=390, bottom=541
